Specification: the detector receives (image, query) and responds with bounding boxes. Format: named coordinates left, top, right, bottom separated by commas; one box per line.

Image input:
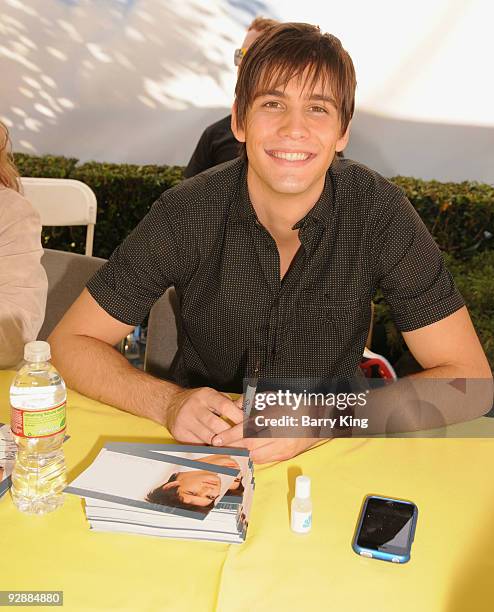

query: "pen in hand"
left=212, top=361, right=260, bottom=446
left=243, top=360, right=260, bottom=419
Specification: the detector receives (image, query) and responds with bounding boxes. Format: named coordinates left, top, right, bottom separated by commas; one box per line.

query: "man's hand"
left=166, top=387, right=244, bottom=444
left=209, top=395, right=323, bottom=463
left=218, top=433, right=320, bottom=464
left=211, top=422, right=320, bottom=464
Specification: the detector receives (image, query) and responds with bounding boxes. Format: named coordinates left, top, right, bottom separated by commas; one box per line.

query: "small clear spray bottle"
left=291, top=475, right=312, bottom=534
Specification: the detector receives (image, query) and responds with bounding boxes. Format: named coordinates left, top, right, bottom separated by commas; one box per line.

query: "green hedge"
left=391, top=176, right=494, bottom=257
left=14, top=153, right=494, bottom=368
left=14, top=153, right=78, bottom=178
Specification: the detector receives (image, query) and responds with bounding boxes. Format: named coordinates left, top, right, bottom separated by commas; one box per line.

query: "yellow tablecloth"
left=1, top=369, right=494, bottom=612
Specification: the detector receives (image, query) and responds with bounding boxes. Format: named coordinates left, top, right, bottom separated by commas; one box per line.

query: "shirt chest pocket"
left=296, top=291, right=365, bottom=322
left=278, top=290, right=371, bottom=377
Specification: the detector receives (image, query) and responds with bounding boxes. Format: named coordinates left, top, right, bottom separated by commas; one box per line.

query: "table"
left=1, top=369, right=494, bottom=612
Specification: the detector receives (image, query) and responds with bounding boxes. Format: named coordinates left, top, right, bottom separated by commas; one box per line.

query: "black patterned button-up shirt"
left=87, top=157, right=464, bottom=391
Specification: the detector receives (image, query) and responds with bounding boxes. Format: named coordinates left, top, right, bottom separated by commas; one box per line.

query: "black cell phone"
left=352, top=495, right=418, bottom=563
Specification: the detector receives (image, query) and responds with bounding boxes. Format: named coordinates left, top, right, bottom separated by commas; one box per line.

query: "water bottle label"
left=11, top=401, right=66, bottom=438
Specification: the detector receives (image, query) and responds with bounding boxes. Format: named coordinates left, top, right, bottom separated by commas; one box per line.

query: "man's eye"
left=263, top=101, right=282, bottom=109
left=310, top=106, right=328, bottom=113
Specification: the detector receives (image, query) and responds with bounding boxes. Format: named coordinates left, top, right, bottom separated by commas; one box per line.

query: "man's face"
left=232, top=69, right=349, bottom=201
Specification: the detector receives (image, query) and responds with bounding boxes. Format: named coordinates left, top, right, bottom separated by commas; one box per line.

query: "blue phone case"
left=352, top=494, right=418, bottom=564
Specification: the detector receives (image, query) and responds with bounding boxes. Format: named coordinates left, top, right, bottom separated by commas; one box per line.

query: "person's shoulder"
left=156, top=158, right=244, bottom=220
left=0, top=186, right=40, bottom=224
left=330, top=157, right=404, bottom=204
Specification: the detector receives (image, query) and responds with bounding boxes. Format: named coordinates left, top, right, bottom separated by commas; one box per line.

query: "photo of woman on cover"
left=157, top=452, right=248, bottom=498
left=146, top=454, right=245, bottom=513
left=146, top=469, right=221, bottom=513
left=67, top=448, right=239, bottom=517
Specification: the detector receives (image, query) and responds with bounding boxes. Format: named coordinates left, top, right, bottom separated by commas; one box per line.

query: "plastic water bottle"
left=10, top=341, right=67, bottom=514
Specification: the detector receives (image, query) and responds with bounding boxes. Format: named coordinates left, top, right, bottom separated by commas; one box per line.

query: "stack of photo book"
left=0, top=422, right=15, bottom=499
left=66, top=442, right=254, bottom=544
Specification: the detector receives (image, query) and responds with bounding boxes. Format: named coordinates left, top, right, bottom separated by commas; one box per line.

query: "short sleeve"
left=373, top=192, right=465, bottom=332
left=86, top=198, right=181, bottom=326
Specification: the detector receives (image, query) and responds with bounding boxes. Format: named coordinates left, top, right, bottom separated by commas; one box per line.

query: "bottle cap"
left=295, top=475, right=311, bottom=499
left=24, top=340, right=51, bottom=363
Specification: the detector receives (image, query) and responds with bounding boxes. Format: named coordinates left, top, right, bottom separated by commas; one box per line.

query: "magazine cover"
left=105, top=443, right=253, bottom=502
left=66, top=447, right=239, bottom=520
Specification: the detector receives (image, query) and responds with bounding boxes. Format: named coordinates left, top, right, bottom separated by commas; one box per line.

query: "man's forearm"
left=354, top=365, right=494, bottom=435
left=49, top=334, right=182, bottom=426
left=282, top=366, right=494, bottom=440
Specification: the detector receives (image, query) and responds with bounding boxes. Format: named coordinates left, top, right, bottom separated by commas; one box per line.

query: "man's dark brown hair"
left=234, top=22, right=356, bottom=140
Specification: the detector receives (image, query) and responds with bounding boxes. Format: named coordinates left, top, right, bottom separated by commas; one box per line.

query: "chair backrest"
left=38, top=248, right=107, bottom=341
left=21, top=177, right=98, bottom=256
left=144, top=287, right=180, bottom=379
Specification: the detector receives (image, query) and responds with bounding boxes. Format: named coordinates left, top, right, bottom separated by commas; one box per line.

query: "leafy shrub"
left=392, top=176, right=494, bottom=258
left=14, top=153, right=78, bottom=178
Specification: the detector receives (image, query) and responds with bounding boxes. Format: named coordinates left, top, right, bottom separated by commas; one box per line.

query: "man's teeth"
left=271, top=151, right=310, bottom=161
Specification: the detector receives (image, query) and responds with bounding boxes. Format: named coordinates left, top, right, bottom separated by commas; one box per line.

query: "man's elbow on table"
left=403, top=306, right=493, bottom=420
left=442, top=362, right=494, bottom=420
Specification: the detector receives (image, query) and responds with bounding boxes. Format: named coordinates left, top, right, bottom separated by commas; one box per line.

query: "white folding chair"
left=20, top=177, right=97, bottom=256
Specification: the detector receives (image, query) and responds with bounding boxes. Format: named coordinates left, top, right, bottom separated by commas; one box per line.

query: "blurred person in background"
left=184, top=16, right=278, bottom=178
left=0, top=121, right=47, bottom=368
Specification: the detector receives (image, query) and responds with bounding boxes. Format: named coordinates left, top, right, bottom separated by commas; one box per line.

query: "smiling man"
left=49, top=23, right=492, bottom=463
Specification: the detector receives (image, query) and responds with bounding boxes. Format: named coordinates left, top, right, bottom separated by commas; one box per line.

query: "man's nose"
left=278, top=109, right=310, bottom=140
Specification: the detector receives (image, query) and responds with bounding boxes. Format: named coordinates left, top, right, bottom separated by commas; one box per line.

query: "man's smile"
left=265, top=149, right=316, bottom=164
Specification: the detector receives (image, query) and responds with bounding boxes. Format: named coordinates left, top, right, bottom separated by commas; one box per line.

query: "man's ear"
left=231, top=102, right=246, bottom=143
left=162, top=480, right=180, bottom=491
left=335, top=122, right=351, bottom=153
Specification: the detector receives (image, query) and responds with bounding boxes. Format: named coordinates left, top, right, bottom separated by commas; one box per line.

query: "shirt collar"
left=231, top=160, right=257, bottom=222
